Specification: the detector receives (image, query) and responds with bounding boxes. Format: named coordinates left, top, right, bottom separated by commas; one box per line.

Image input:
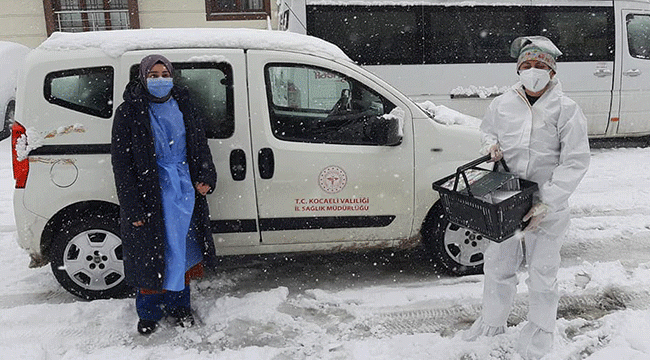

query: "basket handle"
left=453, top=155, right=510, bottom=196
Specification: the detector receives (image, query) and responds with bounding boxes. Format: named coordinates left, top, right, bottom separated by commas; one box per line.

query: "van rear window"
left=307, top=5, right=614, bottom=65
left=129, top=62, right=234, bottom=139
left=44, top=66, right=114, bottom=118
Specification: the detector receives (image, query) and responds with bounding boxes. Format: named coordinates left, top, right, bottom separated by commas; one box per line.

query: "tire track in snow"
left=570, top=206, right=650, bottom=219
left=372, top=287, right=650, bottom=336
left=0, top=291, right=76, bottom=309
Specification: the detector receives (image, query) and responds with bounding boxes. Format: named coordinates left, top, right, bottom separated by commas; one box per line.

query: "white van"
left=0, top=41, right=30, bottom=140
left=13, top=28, right=484, bottom=300
left=280, top=0, right=650, bottom=139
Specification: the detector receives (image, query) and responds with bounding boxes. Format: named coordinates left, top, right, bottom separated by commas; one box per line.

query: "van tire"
left=421, top=202, right=486, bottom=276
left=49, top=210, right=134, bottom=300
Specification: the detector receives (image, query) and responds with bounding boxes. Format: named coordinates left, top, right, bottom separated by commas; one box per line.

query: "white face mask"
left=518, top=68, right=551, bottom=93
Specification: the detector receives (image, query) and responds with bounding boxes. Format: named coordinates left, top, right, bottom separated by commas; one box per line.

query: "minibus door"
left=617, top=8, right=650, bottom=135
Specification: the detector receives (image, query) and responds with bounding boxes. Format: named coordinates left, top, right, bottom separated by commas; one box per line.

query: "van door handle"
left=593, top=68, right=612, bottom=77
left=624, top=69, right=642, bottom=77
left=258, top=148, right=275, bottom=179
left=229, top=149, right=246, bottom=181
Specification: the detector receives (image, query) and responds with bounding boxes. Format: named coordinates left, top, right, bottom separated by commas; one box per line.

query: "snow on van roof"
left=0, top=41, right=30, bottom=57
left=37, top=28, right=351, bottom=61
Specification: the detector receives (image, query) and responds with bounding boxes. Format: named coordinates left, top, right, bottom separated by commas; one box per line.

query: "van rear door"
left=616, top=3, right=650, bottom=135
left=246, top=50, right=415, bottom=247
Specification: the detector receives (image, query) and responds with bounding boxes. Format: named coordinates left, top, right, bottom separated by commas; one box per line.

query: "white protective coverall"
left=470, top=77, right=590, bottom=355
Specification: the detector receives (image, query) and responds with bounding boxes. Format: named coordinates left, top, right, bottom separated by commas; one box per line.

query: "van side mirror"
left=367, top=116, right=403, bottom=146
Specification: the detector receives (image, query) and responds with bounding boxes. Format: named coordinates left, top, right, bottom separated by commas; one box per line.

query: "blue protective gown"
left=149, top=99, right=203, bottom=291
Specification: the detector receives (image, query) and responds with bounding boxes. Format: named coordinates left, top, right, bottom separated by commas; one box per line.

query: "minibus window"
left=129, top=62, right=234, bottom=139
left=265, top=64, right=397, bottom=146
left=44, top=66, right=114, bottom=118
left=627, top=14, right=650, bottom=60
left=424, top=6, right=527, bottom=64
left=540, top=8, right=614, bottom=62
left=307, top=5, right=422, bottom=65
left=307, top=4, right=614, bottom=65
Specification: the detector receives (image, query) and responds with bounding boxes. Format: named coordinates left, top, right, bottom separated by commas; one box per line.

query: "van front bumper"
left=13, top=189, right=48, bottom=267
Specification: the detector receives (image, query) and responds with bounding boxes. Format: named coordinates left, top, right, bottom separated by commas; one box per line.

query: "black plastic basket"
left=432, top=155, right=538, bottom=242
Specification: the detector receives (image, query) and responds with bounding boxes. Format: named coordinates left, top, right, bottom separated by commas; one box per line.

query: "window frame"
left=205, top=0, right=271, bottom=21
left=43, top=0, right=140, bottom=36
left=44, top=66, right=115, bottom=119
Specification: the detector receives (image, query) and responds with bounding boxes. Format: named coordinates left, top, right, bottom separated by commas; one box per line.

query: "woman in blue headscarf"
left=111, top=55, right=217, bottom=335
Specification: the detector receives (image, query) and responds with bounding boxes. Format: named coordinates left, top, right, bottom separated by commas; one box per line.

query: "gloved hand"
left=488, top=143, right=503, bottom=162
left=523, top=203, right=549, bottom=231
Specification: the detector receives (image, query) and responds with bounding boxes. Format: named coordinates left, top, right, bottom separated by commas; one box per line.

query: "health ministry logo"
left=318, top=166, right=347, bottom=194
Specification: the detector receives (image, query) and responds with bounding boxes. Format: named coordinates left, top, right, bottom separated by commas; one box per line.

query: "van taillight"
left=11, top=121, right=29, bottom=189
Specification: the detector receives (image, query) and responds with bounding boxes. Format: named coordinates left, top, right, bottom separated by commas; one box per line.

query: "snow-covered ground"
left=1, top=137, right=650, bottom=360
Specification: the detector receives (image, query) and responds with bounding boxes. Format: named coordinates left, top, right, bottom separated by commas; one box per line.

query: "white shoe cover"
left=462, top=316, right=506, bottom=342
left=516, top=322, right=553, bottom=359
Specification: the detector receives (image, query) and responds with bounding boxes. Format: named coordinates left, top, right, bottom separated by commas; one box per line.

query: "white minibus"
left=280, top=0, right=650, bottom=139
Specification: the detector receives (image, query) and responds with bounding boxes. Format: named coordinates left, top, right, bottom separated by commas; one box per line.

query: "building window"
left=43, top=0, right=139, bottom=36
left=205, top=0, right=271, bottom=21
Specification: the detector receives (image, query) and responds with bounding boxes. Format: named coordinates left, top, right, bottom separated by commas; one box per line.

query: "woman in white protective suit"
left=462, top=36, right=591, bottom=359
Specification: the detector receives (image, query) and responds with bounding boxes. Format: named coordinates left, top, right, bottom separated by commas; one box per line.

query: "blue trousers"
left=136, top=285, right=190, bottom=321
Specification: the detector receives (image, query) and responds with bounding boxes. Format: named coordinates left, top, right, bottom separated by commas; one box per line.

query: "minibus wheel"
left=421, top=202, right=486, bottom=276
left=49, top=210, right=134, bottom=300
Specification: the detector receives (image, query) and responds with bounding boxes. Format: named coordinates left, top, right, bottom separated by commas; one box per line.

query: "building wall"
left=0, top=0, right=279, bottom=49
left=0, top=0, right=47, bottom=48
left=138, top=0, right=278, bottom=30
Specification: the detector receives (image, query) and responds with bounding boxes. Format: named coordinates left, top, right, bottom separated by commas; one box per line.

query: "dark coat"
left=111, top=80, right=217, bottom=291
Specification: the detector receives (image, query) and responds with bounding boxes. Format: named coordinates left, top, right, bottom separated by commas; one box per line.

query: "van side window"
left=265, top=64, right=396, bottom=146
left=44, top=66, right=114, bottom=118
left=129, top=62, right=234, bottom=139
left=627, top=14, right=650, bottom=60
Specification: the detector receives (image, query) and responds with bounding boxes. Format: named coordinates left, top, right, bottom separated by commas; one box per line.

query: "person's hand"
left=523, top=203, right=549, bottom=231
left=132, top=220, right=145, bottom=227
left=488, top=144, right=503, bottom=162
left=195, top=182, right=211, bottom=196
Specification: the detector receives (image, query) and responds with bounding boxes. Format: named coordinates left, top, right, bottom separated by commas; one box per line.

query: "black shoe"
left=137, top=319, right=158, bottom=335
left=172, top=307, right=195, bottom=328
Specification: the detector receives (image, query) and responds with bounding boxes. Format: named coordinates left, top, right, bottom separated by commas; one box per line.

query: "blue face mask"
left=146, top=77, right=174, bottom=98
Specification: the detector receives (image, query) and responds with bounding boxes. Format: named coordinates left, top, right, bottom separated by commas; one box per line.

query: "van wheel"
left=421, top=202, right=487, bottom=276
left=49, top=211, right=133, bottom=300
